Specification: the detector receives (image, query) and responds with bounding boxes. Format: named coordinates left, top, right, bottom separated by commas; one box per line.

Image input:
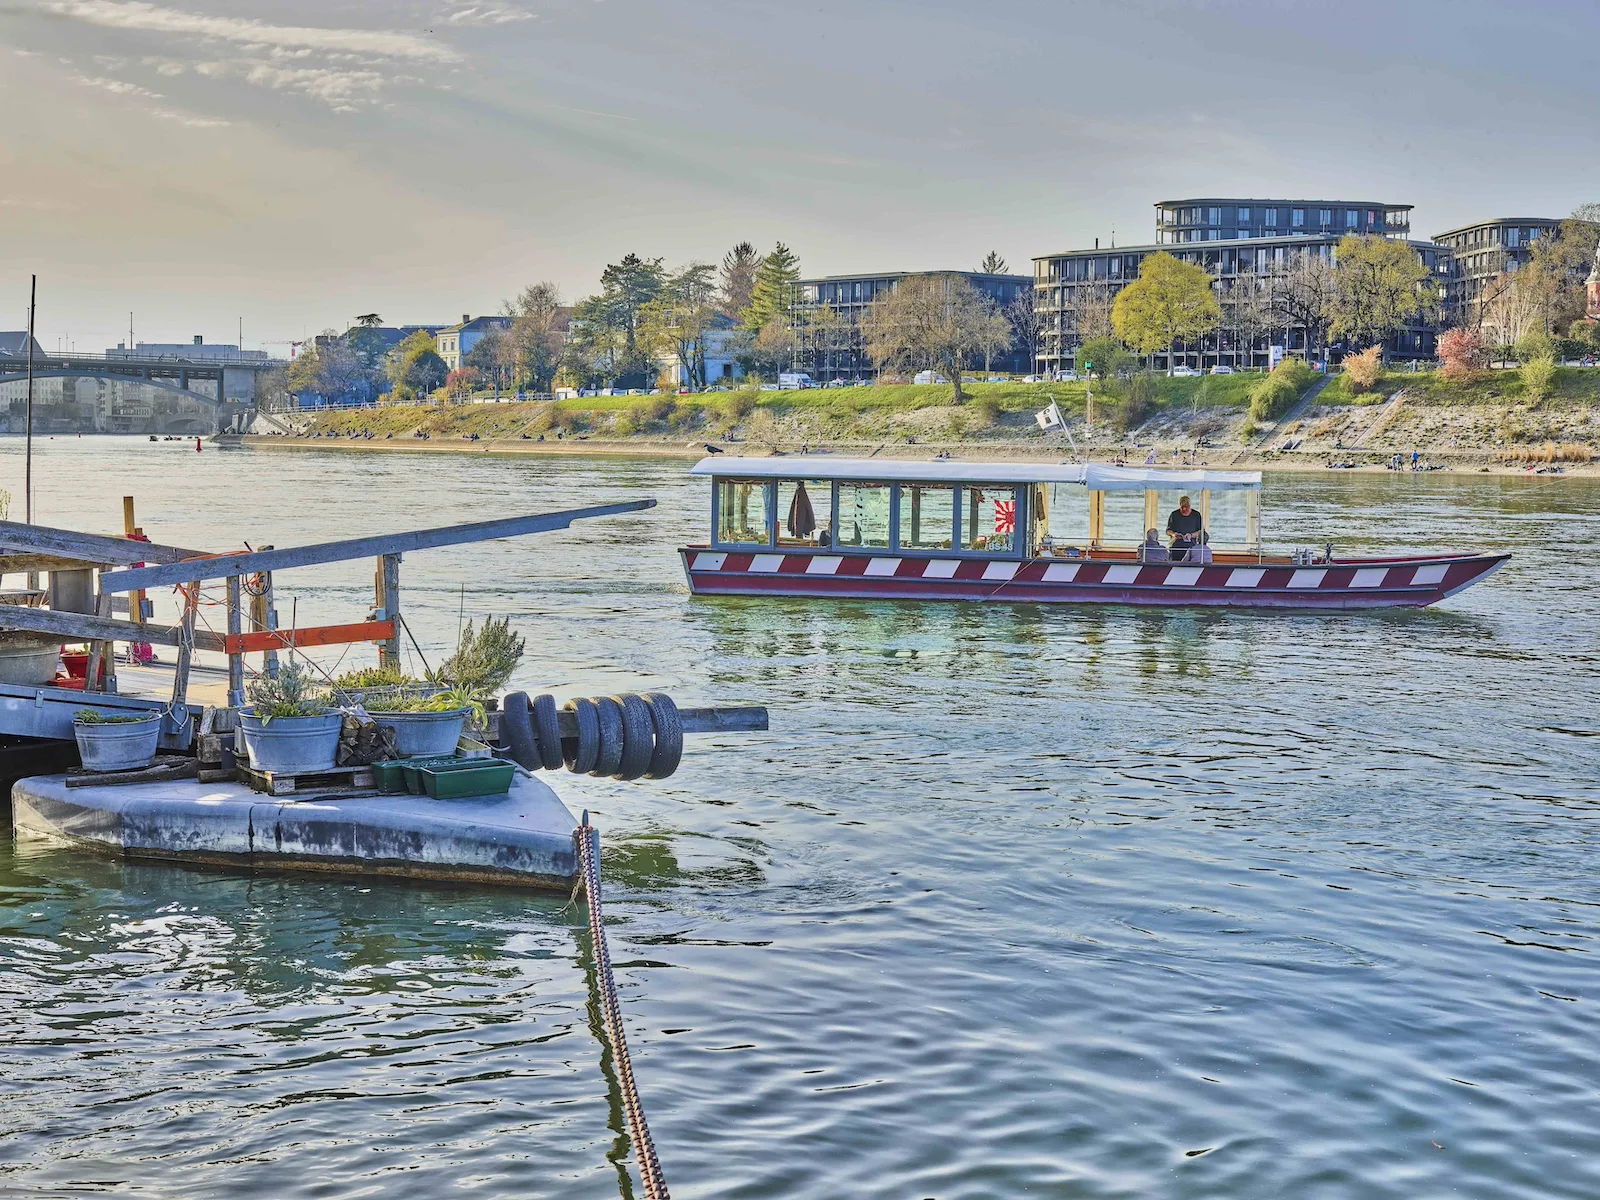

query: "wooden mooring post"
left=375, top=554, right=401, bottom=672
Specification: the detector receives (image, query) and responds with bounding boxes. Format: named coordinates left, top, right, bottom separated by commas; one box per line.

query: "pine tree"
left=979, top=251, right=1008, bottom=274
left=719, top=242, right=760, bottom=317
left=742, top=242, right=801, bottom=333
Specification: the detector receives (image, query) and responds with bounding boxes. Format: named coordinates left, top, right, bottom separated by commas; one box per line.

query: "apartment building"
left=1430, top=217, right=1561, bottom=328
left=1155, top=198, right=1412, bottom=245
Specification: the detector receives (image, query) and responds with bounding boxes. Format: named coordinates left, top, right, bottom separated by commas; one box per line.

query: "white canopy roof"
left=690, top=456, right=1089, bottom=485
left=1082, top=465, right=1262, bottom=492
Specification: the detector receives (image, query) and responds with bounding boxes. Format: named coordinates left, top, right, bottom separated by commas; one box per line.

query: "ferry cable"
left=575, top=812, right=671, bottom=1200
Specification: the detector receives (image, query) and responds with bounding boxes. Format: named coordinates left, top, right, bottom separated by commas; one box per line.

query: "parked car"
left=824, top=379, right=849, bottom=388
left=913, top=370, right=950, bottom=385
left=1022, top=374, right=1043, bottom=383
left=1209, top=365, right=1235, bottom=375
left=760, top=383, right=781, bottom=391
left=1055, top=370, right=1080, bottom=382
left=1170, top=366, right=1200, bottom=377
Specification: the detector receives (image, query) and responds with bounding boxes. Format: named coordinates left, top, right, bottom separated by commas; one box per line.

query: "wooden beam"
left=99, top=500, right=656, bottom=593
left=0, top=601, right=226, bottom=651
left=223, top=619, right=395, bottom=656
left=551, top=705, right=768, bottom=737
left=0, top=520, right=210, bottom=565
left=0, top=553, right=124, bottom=574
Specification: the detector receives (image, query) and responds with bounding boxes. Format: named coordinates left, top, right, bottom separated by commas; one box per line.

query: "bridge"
left=0, top=348, right=279, bottom=435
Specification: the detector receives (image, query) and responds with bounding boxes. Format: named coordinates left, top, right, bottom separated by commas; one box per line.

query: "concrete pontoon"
left=13, top=771, right=579, bottom=890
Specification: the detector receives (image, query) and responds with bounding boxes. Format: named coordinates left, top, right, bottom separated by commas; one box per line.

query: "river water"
left=0, top=437, right=1596, bottom=1199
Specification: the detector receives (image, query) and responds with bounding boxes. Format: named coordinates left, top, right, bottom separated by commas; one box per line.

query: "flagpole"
left=25, top=274, right=36, bottom=524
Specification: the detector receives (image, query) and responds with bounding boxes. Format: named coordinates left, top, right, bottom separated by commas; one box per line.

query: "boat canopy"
left=1082, top=465, right=1262, bottom=492
left=690, top=457, right=1089, bottom=484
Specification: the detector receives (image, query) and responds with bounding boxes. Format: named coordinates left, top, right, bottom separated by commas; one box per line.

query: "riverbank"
left=247, top=370, right=1600, bottom=478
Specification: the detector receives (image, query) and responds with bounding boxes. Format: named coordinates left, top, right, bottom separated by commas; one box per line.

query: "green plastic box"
left=418, top=757, right=516, bottom=800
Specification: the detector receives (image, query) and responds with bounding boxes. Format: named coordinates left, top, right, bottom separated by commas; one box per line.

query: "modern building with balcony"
left=1155, top=199, right=1412, bottom=244
left=794, top=270, right=1033, bottom=379
left=1430, top=217, right=1561, bottom=330
left=1033, top=233, right=1452, bottom=374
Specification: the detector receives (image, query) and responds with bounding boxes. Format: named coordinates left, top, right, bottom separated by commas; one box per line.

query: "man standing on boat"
left=1166, top=496, right=1205, bottom=560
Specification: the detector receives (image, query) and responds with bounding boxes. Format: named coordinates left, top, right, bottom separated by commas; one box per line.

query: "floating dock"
left=13, top=770, right=579, bottom=889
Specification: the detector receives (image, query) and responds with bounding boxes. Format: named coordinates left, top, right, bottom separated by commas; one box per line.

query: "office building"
left=1155, top=199, right=1412, bottom=244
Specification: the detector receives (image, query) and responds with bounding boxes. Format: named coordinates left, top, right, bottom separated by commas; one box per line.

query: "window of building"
left=1292, top=208, right=1305, bottom=228
left=1264, top=208, right=1279, bottom=227
left=961, top=486, right=1018, bottom=554
left=900, top=485, right=955, bottom=550
left=1208, top=230, right=1220, bottom=241
left=1346, top=210, right=1358, bottom=228
left=1319, top=209, right=1331, bottom=227
left=1238, top=207, right=1250, bottom=222
left=716, top=480, right=771, bottom=546
left=1208, top=207, right=1222, bottom=225
left=836, top=483, right=892, bottom=549
left=1237, top=230, right=1249, bottom=241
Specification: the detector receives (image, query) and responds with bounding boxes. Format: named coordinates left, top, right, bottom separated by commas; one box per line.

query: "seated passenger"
left=1140, top=529, right=1168, bottom=563
left=1166, top=496, right=1205, bottom=561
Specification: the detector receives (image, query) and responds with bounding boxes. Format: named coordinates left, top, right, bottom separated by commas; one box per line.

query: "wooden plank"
left=0, top=601, right=226, bottom=651
left=549, top=704, right=768, bottom=738
left=0, top=520, right=209, bottom=565
left=98, top=500, right=657, bottom=593
left=223, top=619, right=395, bottom=656
left=67, top=757, right=198, bottom=788
left=0, top=553, right=126, bottom=573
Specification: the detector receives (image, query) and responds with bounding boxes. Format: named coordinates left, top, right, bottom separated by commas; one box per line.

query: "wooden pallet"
left=66, top=755, right=199, bottom=789
left=237, top=762, right=375, bottom=797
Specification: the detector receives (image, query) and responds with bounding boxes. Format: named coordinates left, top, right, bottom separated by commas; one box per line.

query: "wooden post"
left=1201, top=491, right=1211, bottom=550
left=1143, top=490, right=1158, bottom=538
left=172, top=588, right=196, bottom=708
left=248, top=546, right=279, bottom=679
left=1088, top=490, right=1105, bottom=548
left=225, top=575, right=244, bottom=707
left=85, top=590, right=118, bottom=694
left=122, top=496, right=149, bottom=654
left=1246, top=490, right=1261, bottom=557
left=377, top=554, right=401, bottom=671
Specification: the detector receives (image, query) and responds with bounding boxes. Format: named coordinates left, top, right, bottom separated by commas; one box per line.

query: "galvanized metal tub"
left=236, top=709, right=342, bottom=774
left=74, top=714, right=162, bottom=772
left=367, top=707, right=471, bottom=758
left=0, top=634, right=61, bottom=686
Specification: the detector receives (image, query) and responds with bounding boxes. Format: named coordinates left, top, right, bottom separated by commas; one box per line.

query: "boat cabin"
left=690, top=457, right=1266, bottom=564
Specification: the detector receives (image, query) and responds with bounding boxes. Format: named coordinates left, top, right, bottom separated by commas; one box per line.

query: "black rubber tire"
left=531, top=693, right=564, bottom=771
left=500, top=691, right=539, bottom=770
left=563, top=697, right=600, bottom=774
left=641, top=692, right=683, bottom=779
left=590, top=696, right=625, bottom=778
left=612, top=693, right=654, bottom=781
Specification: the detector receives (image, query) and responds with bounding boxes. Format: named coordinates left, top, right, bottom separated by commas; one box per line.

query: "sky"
left=3, top=0, right=1598, bottom=354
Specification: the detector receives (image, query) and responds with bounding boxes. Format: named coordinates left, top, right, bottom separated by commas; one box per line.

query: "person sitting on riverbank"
left=1166, top=497, right=1205, bottom=560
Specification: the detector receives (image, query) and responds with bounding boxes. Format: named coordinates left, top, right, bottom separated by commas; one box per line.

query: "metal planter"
left=236, top=708, right=342, bottom=774
left=367, top=707, right=471, bottom=758
left=74, top=715, right=162, bottom=772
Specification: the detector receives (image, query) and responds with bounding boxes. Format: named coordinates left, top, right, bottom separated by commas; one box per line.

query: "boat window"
left=777, top=479, right=832, bottom=547
left=900, top=484, right=954, bottom=550
left=961, top=485, right=1017, bottom=554
left=1046, top=482, right=1088, bottom=544
left=835, top=482, right=892, bottom=549
left=715, top=479, right=771, bottom=545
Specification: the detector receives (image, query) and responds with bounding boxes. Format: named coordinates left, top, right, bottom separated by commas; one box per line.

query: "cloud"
left=189, top=60, right=395, bottom=110
left=446, top=5, right=534, bottom=24
left=69, top=72, right=163, bottom=99
left=43, top=0, right=460, bottom=63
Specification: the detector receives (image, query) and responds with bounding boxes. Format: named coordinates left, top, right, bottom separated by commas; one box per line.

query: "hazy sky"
left=3, top=0, right=1597, bottom=353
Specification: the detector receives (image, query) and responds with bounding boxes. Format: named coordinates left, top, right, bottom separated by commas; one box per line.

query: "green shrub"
left=1247, top=359, right=1313, bottom=423
left=1521, top=354, right=1558, bottom=403
left=1515, top=331, right=1553, bottom=364
left=247, top=660, right=330, bottom=720
left=439, top=615, right=525, bottom=695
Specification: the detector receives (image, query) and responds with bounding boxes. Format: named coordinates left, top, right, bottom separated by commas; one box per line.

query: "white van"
left=778, top=372, right=815, bottom=389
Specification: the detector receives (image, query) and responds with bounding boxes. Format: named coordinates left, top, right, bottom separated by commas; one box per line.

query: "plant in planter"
left=73, top=707, right=163, bottom=773
left=438, top=615, right=525, bottom=696
left=363, top=682, right=488, bottom=758
left=237, top=661, right=343, bottom=775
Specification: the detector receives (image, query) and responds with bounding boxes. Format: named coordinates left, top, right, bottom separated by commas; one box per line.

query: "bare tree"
left=1271, top=251, right=1338, bottom=362
left=1481, top=272, right=1541, bottom=346
left=1074, top=282, right=1119, bottom=342
left=504, top=282, right=565, bottom=393
left=1005, top=290, right=1042, bottom=374
left=718, top=242, right=761, bottom=319
left=859, top=274, right=1001, bottom=402
left=1226, top=272, right=1275, bottom=366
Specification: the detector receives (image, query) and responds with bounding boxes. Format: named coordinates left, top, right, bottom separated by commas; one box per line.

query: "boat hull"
left=679, top=550, right=1509, bottom=610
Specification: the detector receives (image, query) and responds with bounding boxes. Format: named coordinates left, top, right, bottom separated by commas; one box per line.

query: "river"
left=1, top=437, right=1596, bottom=1199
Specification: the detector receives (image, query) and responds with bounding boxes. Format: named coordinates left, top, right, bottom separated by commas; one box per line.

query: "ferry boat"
left=678, top=457, right=1508, bottom=610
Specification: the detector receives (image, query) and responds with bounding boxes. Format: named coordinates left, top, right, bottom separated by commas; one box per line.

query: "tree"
left=1270, top=251, right=1338, bottom=364
left=1073, top=281, right=1119, bottom=343
left=858, top=273, right=1001, bottom=402
left=254, top=361, right=290, bottom=412
left=354, top=313, right=383, bottom=328
left=445, top=367, right=481, bottom=402
left=979, top=251, right=1008, bottom=274
left=1437, top=327, right=1487, bottom=380
left=1341, top=345, right=1383, bottom=393
left=1226, top=272, right=1276, bottom=365
left=798, top=303, right=849, bottom=378
left=1111, top=252, right=1222, bottom=367
left=718, top=242, right=761, bottom=318
left=503, top=281, right=565, bottom=393
left=1524, top=215, right=1600, bottom=335
left=387, top=330, right=447, bottom=399
left=978, top=307, right=1013, bottom=373
left=1005, top=291, right=1042, bottom=375
left=640, top=262, right=720, bottom=390
left=597, top=253, right=665, bottom=362
left=287, top=331, right=363, bottom=403
left=742, top=243, right=801, bottom=333
left=1076, top=336, right=1131, bottom=382
left=1330, top=234, right=1436, bottom=352
left=464, top=328, right=513, bottom=396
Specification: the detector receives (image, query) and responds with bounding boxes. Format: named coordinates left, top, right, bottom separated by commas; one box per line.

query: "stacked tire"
left=500, top=691, right=683, bottom=781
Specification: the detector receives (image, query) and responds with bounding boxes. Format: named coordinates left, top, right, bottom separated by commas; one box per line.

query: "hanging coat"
left=786, top=481, right=817, bottom=538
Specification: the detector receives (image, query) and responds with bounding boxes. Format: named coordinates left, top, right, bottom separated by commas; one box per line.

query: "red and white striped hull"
left=679, top=549, right=1509, bottom=609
